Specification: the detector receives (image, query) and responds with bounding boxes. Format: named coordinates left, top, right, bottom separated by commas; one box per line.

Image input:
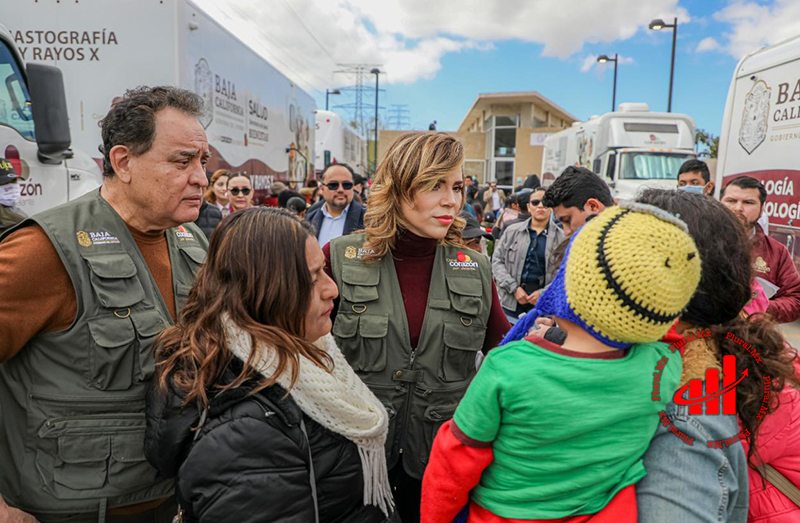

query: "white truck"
left=1, top=0, right=316, bottom=207
left=716, top=33, right=800, bottom=267
left=0, top=25, right=101, bottom=218
left=314, top=110, right=369, bottom=176
left=542, top=103, right=697, bottom=199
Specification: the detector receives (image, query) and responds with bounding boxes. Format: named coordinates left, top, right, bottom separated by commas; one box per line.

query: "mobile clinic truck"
left=0, top=26, right=102, bottom=217
left=314, top=110, right=369, bottom=176
left=1, top=0, right=316, bottom=206
left=542, top=103, right=697, bottom=199
left=717, top=34, right=800, bottom=268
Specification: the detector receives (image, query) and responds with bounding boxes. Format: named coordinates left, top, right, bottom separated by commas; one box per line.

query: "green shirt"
left=453, top=339, right=681, bottom=519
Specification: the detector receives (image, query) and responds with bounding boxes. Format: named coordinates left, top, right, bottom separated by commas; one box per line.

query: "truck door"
left=0, top=38, right=67, bottom=216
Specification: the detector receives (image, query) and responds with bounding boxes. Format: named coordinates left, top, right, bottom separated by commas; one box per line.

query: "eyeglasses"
left=528, top=199, right=544, bottom=207
left=325, top=181, right=354, bottom=191
left=229, top=187, right=251, bottom=196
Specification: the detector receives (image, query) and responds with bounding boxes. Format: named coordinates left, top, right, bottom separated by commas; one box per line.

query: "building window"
left=494, top=128, right=516, bottom=157
left=494, top=115, right=517, bottom=127
left=533, top=117, right=547, bottom=128
left=495, top=160, right=514, bottom=186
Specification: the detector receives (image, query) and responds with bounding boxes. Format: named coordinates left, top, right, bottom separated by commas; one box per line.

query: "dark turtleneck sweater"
left=323, top=230, right=510, bottom=352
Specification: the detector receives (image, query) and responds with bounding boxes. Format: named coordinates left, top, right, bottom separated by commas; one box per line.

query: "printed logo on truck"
left=739, top=81, right=771, bottom=155
left=195, top=58, right=214, bottom=129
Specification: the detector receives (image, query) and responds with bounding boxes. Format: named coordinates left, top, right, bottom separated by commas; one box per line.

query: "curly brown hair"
left=361, top=132, right=468, bottom=260
left=637, top=189, right=796, bottom=469
left=155, top=207, right=332, bottom=409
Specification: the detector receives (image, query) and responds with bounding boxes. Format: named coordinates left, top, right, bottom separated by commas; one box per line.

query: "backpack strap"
left=758, top=464, right=800, bottom=508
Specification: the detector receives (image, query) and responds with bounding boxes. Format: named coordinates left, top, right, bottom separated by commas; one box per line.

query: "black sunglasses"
left=528, top=199, right=544, bottom=207
left=325, top=181, right=354, bottom=191
left=229, top=187, right=251, bottom=196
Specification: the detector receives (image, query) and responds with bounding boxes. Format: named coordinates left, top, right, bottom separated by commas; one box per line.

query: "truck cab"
left=0, top=24, right=102, bottom=218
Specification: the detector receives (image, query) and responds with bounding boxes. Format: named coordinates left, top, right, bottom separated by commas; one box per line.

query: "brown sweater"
left=0, top=224, right=175, bottom=363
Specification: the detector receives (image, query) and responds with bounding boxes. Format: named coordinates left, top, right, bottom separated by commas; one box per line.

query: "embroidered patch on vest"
left=76, top=230, right=91, bottom=247
left=345, top=246, right=357, bottom=259
left=447, top=251, right=478, bottom=270
left=77, top=230, right=120, bottom=246
left=175, top=225, right=196, bottom=241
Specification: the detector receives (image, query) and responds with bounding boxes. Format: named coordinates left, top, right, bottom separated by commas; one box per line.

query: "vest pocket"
left=109, top=431, right=158, bottom=490
left=131, top=309, right=170, bottom=382
left=53, top=434, right=109, bottom=490
left=439, top=322, right=485, bottom=382
left=36, top=414, right=157, bottom=499
left=179, top=245, right=207, bottom=267
left=420, top=403, right=458, bottom=466
left=446, top=277, right=483, bottom=317
left=84, top=253, right=145, bottom=308
left=87, top=315, right=136, bottom=391
left=340, top=264, right=380, bottom=303
left=333, top=314, right=388, bottom=372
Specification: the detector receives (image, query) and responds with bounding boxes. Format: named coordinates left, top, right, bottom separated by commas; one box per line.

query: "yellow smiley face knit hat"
left=505, top=201, right=702, bottom=349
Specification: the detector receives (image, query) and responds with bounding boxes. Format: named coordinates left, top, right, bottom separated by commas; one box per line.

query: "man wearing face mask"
left=0, top=159, right=25, bottom=235
left=676, top=159, right=714, bottom=195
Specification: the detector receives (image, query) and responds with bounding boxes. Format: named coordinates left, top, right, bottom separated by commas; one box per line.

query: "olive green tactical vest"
left=330, top=233, right=492, bottom=479
left=0, top=189, right=207, bottom=519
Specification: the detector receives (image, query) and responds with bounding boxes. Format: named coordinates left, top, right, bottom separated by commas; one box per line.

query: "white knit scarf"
left=224, top=319, right=394, bottom=516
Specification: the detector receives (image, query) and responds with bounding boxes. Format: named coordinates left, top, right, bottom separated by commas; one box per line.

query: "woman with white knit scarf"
left=145, top=207, right=397, bottom=523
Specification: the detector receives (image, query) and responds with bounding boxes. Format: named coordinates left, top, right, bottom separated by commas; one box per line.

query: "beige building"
left=378, top=91, right=578, bottom=188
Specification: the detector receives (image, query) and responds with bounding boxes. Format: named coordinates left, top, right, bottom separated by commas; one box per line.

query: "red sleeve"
left=767, top=244, right=800, bottom=323
left=483, top=280, right=511, bottom=353
left=421, top=419, right=494, bottom=523
left=323, top=241, right=333, bottom=280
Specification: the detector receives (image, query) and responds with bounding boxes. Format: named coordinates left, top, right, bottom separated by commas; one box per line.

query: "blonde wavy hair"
left=362, top=132, right=468, bottom=260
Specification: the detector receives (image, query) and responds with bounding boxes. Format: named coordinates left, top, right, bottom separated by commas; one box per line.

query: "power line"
left=227, top=3, right=330, bottom=94
left=276, top=0, right=338, bottom=66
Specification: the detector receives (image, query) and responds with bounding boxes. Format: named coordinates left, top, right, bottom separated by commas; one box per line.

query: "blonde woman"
left=323, top=132, right=510, bottom=522
left=204, top=168, right=231, bottom=216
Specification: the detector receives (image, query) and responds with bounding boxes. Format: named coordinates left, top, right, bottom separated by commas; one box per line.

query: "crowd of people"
left=0, top=85, right=798, bottom=523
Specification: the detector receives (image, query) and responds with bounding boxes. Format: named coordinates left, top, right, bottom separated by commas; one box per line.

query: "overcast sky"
left=194, top=0, right=800, bottom=137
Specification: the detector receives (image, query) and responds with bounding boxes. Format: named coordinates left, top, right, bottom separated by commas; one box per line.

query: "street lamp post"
left=370, top=68, right=380, bottom=175
left=649, top=17, right=678, bottom=112
left=596, top=54, right=618, bottom=112
left=325, top=88, right=340, bottom=111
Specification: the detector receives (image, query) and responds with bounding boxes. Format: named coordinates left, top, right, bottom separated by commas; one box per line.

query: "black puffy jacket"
left=145, top=363, right=393, bottom=523
left=194, top=201, right=222, bottom=240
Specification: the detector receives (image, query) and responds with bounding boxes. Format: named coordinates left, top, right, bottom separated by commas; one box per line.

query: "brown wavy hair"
left=155, top=207, right=332, bottom=409
left=204, top=169, right=231, bottom=204
left=637, top=189, right=796, bottom=469
left=361, top=132, right=468, bottom=260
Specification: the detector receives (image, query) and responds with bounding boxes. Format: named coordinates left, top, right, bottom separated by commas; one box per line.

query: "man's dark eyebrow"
left=171, top=149, right=200, bottom=160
